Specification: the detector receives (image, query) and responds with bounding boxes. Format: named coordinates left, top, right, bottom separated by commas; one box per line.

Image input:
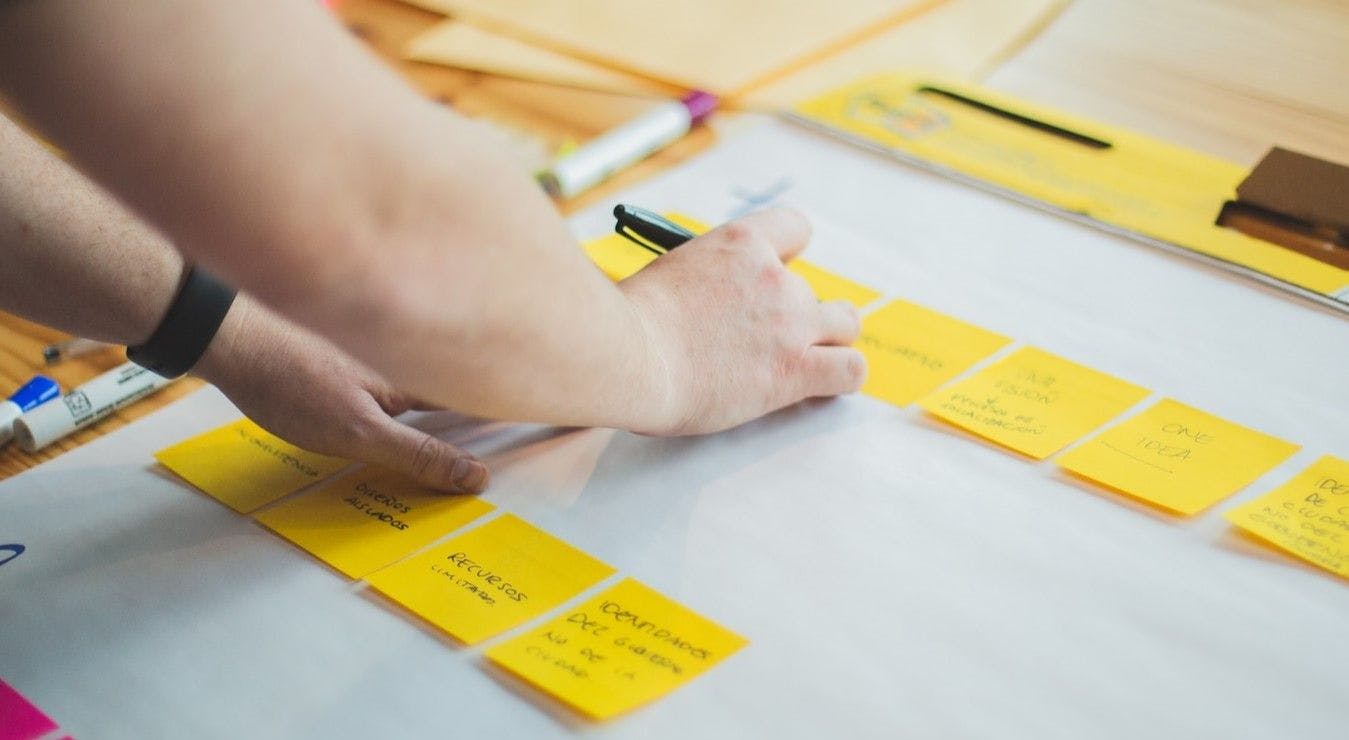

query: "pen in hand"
left=613, top=204, right=696, bottom=255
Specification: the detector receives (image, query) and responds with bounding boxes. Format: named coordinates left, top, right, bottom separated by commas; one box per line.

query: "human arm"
left=0, top=113, right=487, bottom=491
left=0, top=0, right=863, bottom=434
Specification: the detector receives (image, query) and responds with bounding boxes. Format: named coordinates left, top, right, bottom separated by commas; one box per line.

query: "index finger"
left=714, top=206, right=812, bottom=263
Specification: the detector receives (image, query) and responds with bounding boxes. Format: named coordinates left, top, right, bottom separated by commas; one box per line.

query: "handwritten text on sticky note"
left=368, top=513, right=614, bottom=645
left=859, top=300, right=1009, bottom=407
left=254, top=467, right=494, bottom=578
left=918, top=346, right=1149, bottom=459
left=485, top=578, right=747, bottom=719
left=155, top=418, right=348, bottom=512
left=1225, top=455, right=1349, bottom=578
left=1058, top=398, right=1300, bottom=514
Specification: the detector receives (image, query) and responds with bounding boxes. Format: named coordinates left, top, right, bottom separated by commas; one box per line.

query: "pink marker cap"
left=680, top=90, right=719, bottom=125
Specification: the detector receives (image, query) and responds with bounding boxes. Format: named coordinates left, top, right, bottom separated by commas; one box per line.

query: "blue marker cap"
left=8, top=375, right=59, bottom=411
left=1, top=375, right=60, bottom=445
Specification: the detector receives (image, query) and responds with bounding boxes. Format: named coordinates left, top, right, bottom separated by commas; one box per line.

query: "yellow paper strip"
left=858, top=300, right=1010, bottom=406
left=1225, top=455, right=1349, bottom=578
left=1058, top=398, right=1300, bottom=515
left=918, top=346, right=1150, bottom=459
left=794, top=73, right=1349, bottom=302
left=367, top=514, right=615, bottom=645
left=155, top=418, right=348, bottom=513
left=485, top=578, right=748, bottom=719
left=254, top=467, right=494, bottom=578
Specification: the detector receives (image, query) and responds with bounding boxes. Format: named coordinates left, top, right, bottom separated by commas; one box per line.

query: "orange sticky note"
left=254, top=467, right=494, bottom=578
left=1225, top=455, right=1349, bottom=577
left=1058, top=398, right=1300, bottom=515
left=485, top=578, right=748, bottom=719
left=918, top=346, right=1149, bottom=459
left=155, top=418, right=348, bottom=512
left=858, top=300, right=1010, bottom=406
left=367, top=514, right=615, bottom=645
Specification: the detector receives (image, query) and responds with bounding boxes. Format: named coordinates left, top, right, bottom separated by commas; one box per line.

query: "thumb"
left=359, top=414, right=490, bottom=493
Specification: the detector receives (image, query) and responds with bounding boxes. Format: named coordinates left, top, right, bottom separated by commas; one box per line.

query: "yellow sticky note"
left=485, top=578, right=748, bottom=719
left=582, top=231, right=657, bottom=282
left=581, top=214, right=878, bottom=307
left=155, top=418, right=348, bottom=513
left=787, top=260, right=881, bottom=307
left=1059, top=399, right=1300, bottom=515
left=367, top=514, right=615, bottom=645
left=1225, top=456, right=1349, bottom=578
left=254, top=467, right=494, bottom=578
left=581, top=212, right=706, bottom=282
left=858, top=300, right=1010, bottom=407
left=918, top=346, right=1149, bottom=459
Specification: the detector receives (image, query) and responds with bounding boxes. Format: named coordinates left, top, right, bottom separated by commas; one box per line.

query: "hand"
left=618, top=208, right=865, bottom=435
left=193, top=296, right=489, bottom=493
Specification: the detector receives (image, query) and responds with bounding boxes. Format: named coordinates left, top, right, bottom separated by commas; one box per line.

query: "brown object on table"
left=1235, top=147, right=1349, bottom=236
left=1216, top=147, right=1349, bottom=271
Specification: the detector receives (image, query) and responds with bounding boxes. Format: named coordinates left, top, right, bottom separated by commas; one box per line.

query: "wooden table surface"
left=1, top=0, right=1344, bottom=480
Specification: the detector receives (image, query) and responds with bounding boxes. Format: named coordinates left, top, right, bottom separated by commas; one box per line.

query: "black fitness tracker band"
left=127, top=266, right=237, bottom=378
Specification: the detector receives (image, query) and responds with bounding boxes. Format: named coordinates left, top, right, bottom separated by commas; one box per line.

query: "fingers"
left=816, top=300, right=861, bottom=346
left=795, top=345, right=867, bottom=399
left=712, top=207, right=812, bottom=262
left=357, top=412, right=489, bottom=493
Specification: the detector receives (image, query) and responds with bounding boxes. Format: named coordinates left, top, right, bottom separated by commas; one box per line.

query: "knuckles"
left=715, top=221, right=757, bottom=247
left=408, top=434, right=447, bottom=481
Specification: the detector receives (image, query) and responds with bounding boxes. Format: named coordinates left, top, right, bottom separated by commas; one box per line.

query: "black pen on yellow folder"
left=613, top=204, right=695, bottom=255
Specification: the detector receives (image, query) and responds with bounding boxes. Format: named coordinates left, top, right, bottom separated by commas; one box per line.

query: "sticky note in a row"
left=254, top=466, right=495, bottom=578
left=367, top=513, right=614, bottom=645
left=919, top=345, right=1150, bottom=459
left=485, top=577, right=748, bottom=719
left=365, top=518, right=745, bottom=718
left=1225, top=455, right=1349, bottom=579
left=857, top=299, right=1011, bottom=406
left=155, top=419, right=750, bottom=719
left=583, top=213, right=881, bottom=307
left=156, top=418, right=348, bottom=512
left=855, top=305, right=1302, bottom=516
left=257, top=477, right=747, bottom=717
left=1059, top=398, right=1299, bottom=515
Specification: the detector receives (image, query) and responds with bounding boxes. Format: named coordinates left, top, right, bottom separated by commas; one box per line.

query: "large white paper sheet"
left=2, top=119, right=1346, bottom=739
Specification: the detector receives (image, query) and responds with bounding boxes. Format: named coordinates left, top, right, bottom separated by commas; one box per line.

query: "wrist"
left=192, top=294, right=262, bottom=390
left=126, top=266, right=237, bottom=378
left=615, top=284, right=689, bottom=435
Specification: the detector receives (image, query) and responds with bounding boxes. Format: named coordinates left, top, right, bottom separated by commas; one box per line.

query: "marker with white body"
left=537, top=90, right=718, bottom=199
left=13, top=362, right=173, bottom=452
left=0, top=375, right=60, bottom=445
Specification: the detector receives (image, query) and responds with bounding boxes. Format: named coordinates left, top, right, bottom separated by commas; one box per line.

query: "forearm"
left=0, top=114, right=181, bottom=344
left=0, top=0, right=666, bottom=429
